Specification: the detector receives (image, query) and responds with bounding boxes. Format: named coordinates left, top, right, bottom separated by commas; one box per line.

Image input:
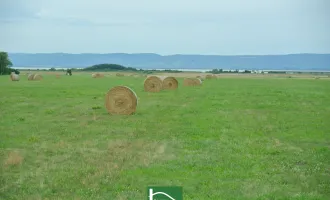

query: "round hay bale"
left=205, top=74, right=213, bottom=79
left=116, top=73, right=124, bottom=77
left=28, top=74, right=35, bottom=80
left=33, top=74, right=42, bottom=80
left=10, top=72, right=20, bottom=81
left=205, top=74, right=216, bottom=79
left=196, top=75, right=205, bottom=80
left=105, top=86, right=138, bottom=115
left=144, top=76, right=163, bottom=92
left=92, top=73, right=104, bottom=78
left=162, top=76, right=178, bottom=90
left=183, top=78, right=202, bottom=86
left=55, top=74, right=61, bottom=78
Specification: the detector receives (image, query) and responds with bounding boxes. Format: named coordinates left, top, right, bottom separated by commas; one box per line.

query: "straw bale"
left=10, top=72, right=20, bottom=81
left=205, top=74, right=216, bottom=79
left=183, top=78, right=202, bottom=86
left=196, top=75, right=205, bottom=80
left=144, top=75, right=164, bottom=92
left=33, top=74, right=43, bottom=80
left=162, top=76, right=178, bottom=90
left=92, top=73, right=104, bottom=78
left=105, top=86, right=138, bottom=115
left=28, top=74, right=35, bottom=80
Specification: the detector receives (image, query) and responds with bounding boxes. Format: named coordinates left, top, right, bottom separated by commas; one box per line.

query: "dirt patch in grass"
left=107, top=140, right=169, bottom=166
left=79, top=139, right=175, bottom=188
left=4, top=151, right=24, bottom=166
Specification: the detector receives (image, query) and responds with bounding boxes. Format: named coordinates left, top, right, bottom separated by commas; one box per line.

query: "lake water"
left=13, top=67, right=213, bottom=72
left=12, top=67, right=330, bottom=73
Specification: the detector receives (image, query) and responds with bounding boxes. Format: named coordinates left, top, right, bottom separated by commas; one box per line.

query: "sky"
left=0, top=0, right=329, bottom=55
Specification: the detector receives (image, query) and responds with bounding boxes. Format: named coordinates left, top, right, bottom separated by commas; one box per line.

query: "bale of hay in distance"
left=116, top=73, right=124, bottom=77
left=183, top=78, right=202, bottom=86
left=205, top=74, right=213, bottom=79
left=205, top=74, right=216, bottom=79
left=144, top=75, right=164, bottom=92
left=92, top=73, right=104, bottom=78
left=10, top=72, right=20, bottom=81
left=33, top=74, right=43, bottom=80
left=162, top=76, right=178, bottom=90
left=28, top=74, right=35, bottom=80
left=196, top=75, right=205, bottom=81
left=105, top=86, right=138, bottom=115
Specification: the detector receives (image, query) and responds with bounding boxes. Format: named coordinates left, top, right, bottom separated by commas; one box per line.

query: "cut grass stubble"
left=0, top=73, right=329, bottom=199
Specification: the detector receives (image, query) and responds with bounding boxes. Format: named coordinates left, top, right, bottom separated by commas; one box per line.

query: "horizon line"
left=6, top=52, right=330, bottom=56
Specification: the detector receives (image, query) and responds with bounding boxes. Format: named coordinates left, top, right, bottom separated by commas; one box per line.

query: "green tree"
left=0, top=51, right=13, bottom=75
left=66, top=69, right=72, bottom=76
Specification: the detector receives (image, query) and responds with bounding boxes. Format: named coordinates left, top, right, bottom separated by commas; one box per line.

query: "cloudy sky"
left=1, top=0, right=329, bottom=55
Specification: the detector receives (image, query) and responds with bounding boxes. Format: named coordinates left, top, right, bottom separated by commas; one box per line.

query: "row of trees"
left=0, top=51, right=19, bottom=75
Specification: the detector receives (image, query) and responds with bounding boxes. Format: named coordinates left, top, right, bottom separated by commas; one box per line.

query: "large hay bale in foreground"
left=105, top=86, right=138, bottom=115
left=33, top=74, right=43, bottom=80
left=162, top=76, right=178, bottom=90
left=28, top=74, right=35, bottom=80
left=144, top=76, right=164, bottom=92
left=92, top=73, right=104, bottom=78
left=10, top=72, right=20, bottom=81
left=183, top=78, right=202, bottom=86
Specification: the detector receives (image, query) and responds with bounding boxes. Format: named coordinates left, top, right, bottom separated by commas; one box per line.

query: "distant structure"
left=66, top=69, right=72, bottom=76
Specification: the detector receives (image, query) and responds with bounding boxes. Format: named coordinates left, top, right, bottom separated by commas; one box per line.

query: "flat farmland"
left=1, top=72, right=329, bottom=199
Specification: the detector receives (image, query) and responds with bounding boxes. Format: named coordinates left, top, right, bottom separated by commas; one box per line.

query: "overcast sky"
left=1, top=0, right=329, bottom=55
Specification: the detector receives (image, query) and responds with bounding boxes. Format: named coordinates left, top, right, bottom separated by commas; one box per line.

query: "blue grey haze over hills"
left=7, top=53, right=330, bottom=71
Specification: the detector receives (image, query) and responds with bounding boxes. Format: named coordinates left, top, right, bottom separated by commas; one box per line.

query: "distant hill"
left=82, top=63, right=138, bottom=71
left=7, top=53, right=330, bottom=70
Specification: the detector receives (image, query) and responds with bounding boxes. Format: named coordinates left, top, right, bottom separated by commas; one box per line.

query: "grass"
left=1, top=72, right=330, bottom=200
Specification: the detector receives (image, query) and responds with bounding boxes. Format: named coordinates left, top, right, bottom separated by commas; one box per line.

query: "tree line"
left=0, top=52, right=19, bottom=75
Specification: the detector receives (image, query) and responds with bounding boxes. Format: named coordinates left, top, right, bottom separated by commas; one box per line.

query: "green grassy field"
left=1, top=73, right=330, bottom=200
